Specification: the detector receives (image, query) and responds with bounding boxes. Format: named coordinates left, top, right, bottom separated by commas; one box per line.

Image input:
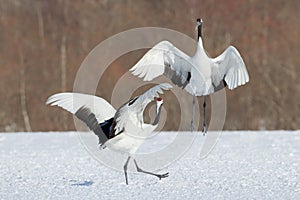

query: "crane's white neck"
left=152, top=100, right=163, bottom=125
left=197, top=37, right=204, bottom=49
left=195, top=37, right=205, bottom=57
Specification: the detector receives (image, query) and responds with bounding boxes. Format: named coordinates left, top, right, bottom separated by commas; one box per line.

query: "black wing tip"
left=163, top=65, right=191, bottom=89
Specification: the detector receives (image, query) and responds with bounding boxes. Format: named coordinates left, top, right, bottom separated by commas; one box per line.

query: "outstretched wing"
left=74, top=106, right=114, bottom=147
left=46, top=93, right=116, bottom=123
left=211, top=46, right=249, bottom=90
left=130, top=41, right=193, bottom=88
left=113, top=83, right=172, bottom=134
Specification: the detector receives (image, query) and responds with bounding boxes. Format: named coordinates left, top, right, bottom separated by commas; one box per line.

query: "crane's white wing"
left=46, top=93, right=116, bottom=123
left=113, top=83, right=172, bottom=134
left=211, top=46, right=249, bottom=90
left=130, top=41, right=193, bottom=88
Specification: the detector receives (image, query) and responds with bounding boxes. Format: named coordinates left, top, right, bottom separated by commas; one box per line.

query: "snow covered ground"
left=0, top=131, right=299, bottom=199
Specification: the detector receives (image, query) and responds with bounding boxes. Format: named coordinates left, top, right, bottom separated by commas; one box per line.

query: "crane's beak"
left=196, top=18, right=203, bottom=26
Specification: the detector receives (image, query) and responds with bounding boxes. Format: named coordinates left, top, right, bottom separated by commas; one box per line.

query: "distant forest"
left=0, top=0, right=299, bottom=132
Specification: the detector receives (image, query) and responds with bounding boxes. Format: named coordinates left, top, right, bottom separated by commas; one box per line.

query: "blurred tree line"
left=0, top=0, right=299, bottom=132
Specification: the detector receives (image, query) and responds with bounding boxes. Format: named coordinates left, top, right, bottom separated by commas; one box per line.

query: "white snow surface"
left=0, top=131, right=299, bottom=199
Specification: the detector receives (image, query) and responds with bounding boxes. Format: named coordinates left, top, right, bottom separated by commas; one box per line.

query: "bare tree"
left=60, top=0, right=68, bottom=129
left=36, top=2, right=45, bottom=49
left=19, top=49, right=32, bottom=132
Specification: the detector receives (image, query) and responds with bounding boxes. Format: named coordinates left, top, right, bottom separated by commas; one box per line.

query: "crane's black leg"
left=190, top=95, right=196, bottom=132
left=133, top=159, right=169, bottom=180
left=202, top=96, right=207, bottom=135
left=123, top=156, right=131, bottom=185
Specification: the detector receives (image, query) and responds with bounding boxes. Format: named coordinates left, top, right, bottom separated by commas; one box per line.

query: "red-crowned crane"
left=46, top=83, right=172, bottom=184
left=130, top=19, right=249, bottom=133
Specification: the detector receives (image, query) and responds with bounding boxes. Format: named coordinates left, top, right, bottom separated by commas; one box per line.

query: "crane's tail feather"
left=75, top=106, right=109, bottom=146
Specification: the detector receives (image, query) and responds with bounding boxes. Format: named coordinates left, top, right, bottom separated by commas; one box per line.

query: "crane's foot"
left=202, top=125, right=207, bottom=136
left=190, top=121, right=194, bottom=132
left=157, top=172, right=169, bottom=180
left=134, top=159, right=169, bottom=181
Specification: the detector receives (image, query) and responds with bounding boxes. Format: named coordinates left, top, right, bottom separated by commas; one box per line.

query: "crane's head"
left=196, top=18, right=203, bottom=40
left=196, top=18, right=203, bottom=25
left=156, top=97, right=163, bottom=113
left=156, top=97, right=163, bottom=107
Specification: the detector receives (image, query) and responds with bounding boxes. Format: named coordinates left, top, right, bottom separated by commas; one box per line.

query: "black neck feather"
left=152, top=105, right=162, bottom=126
left=198, top=24, right=202, bottom=40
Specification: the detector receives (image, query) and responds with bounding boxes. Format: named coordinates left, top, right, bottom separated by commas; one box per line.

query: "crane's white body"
left=106, top=123, right=156, bottom=155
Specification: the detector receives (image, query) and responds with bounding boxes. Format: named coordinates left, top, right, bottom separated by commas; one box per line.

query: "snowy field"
left=1, top=131, right=299, bottom=199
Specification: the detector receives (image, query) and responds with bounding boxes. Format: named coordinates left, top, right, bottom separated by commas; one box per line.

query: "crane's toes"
left=202, top=126, right=207, bottom=136
left=158, top=172, right=169, bottom=179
